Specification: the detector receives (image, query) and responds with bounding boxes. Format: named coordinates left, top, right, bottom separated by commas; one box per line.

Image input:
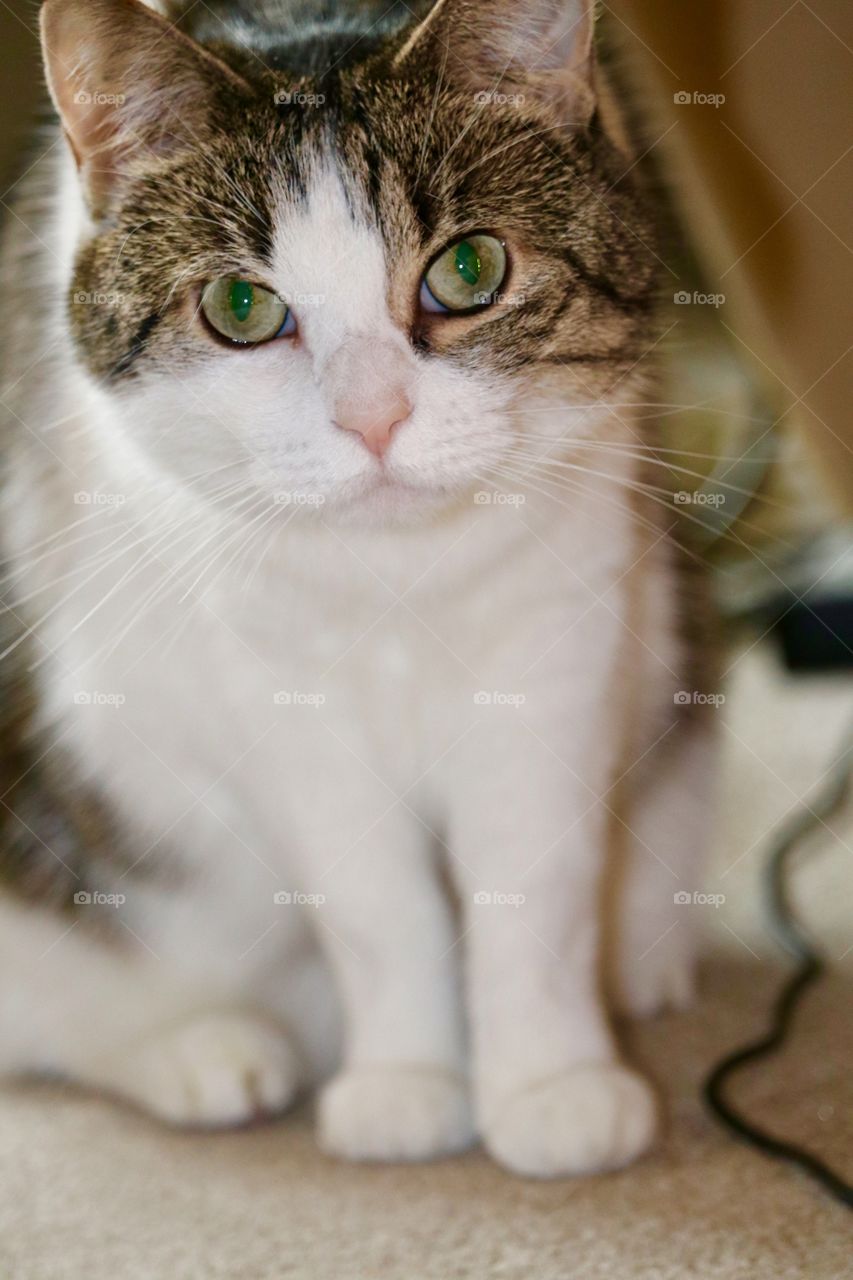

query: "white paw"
left=101, top=1011, right=302, bottom=1127
left=318, top=1066, right=474, bottom=1163
left=482, top=1063, right=657, bottom=1178
left=612, top=924, right=696, bottom=1018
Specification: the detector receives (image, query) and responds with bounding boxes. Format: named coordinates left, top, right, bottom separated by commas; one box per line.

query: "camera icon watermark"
left=473, top=690, right=526, bottom=707
left=673, top=490, right=726, bottom=507
left=673, top=890, right=726, bottom=908
left=73, top=690, right=126, bottom=707
left=472, top=890, right=526, bottom=907
left=73, top=490, right=126, bottom=509
left=274, top=89, right=326, bottom=107
left=273, top=491, right=326, bottom=507
left=674, top=290, right=725, bottom=308
left=290, top=293, right=326, bottom=307
left=73, top=890, right=127, bottom=907
left=272, top=690, right=326, bottom=706
left=475, top=290, right=526, bottom=307
left=273, top=889, right=326, bottom=908
left=673, top=690, right=726, bottom=708
left=72, top=90, right=126, bottom=106
left=473, top=491, right=526, bottom=507
left=73, top=291, right=127, bottom=308
left=473, top=90, right=526, bottom=107
left=673, top=90, right=725, bottom=108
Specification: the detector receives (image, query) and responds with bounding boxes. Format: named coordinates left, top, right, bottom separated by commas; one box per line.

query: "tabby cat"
left=0, top=0, right=715, bottom=1176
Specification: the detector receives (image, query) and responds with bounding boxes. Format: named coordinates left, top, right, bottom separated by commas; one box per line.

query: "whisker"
left=3, top=475, right=249, bottom=609
left=0, top=459, right=245, bottom=587
left=5, top=479, right=255, bottom=665
left=501, top=397, right=772, bottom=431
left=80, top=487, right=265, bottom=668
left=175, top=492, right=272, bottom=604
left=114, top=500, right=287, bottom=672
left=487, top=454, right=792, bottom=550
left=507, top=430, right=774, bottom=463
left=498, top=442, right=785, bottom=507
left=239, top=504, right=296, bottom=596
left=475, top=462, right=669, bottom=543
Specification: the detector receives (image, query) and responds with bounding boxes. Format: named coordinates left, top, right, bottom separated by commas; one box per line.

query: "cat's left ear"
left=40, top=0, right=252, bottom=213
left=395, top=0, right=597, bottom=125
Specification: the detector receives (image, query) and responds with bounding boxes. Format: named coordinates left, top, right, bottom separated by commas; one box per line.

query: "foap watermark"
left=273, top=690, right=326, bottom=707
left=73, top=90, right=126, bottom=106
left=274, top=89, right=326, bottom=107
left=473, top=90, right=526, bottom=107
left=73, top=690, right=126, bottom=707
left=674, top=690, right=726, bottom=708
left=74, top=490, right=126, bottom=510
left=73, top=291, right=127, bottom=308
left=674, top=290, right=725, bottom=308
left=673, top=490, right=726, bottom=507
left=673, top=90, right=725, bottom=108
left=273, top=491, right=326, bottom=508
left=73, top=890, right=127, bottom=907
left=473, top=690, right=526, bottom=707
left=290, top=292, right=326, bottom=308
left=473, top=490, right=526, bottom=507
left=475, top=290, right=526, bottom=307
left=273, top=890, right=326, bottom=908
left=674, top=890, right=726, bottom=908
left=472, top=890, right=526, bottom=907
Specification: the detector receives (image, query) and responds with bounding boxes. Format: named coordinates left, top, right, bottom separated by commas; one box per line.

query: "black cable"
left=703, top=720, right=853, bottom=1210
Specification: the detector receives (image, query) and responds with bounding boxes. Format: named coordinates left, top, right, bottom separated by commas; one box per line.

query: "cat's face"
left=45, top=0, right=657, bottom=524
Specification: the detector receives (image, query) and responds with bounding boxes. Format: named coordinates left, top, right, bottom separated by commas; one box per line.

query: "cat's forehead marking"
left=269, top=162, right=398, bottom=363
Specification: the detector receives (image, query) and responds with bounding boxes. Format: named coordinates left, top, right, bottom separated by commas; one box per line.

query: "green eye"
left=421, top=234, right=507, bottom=312
left=201, top=277, right=292, bottom=343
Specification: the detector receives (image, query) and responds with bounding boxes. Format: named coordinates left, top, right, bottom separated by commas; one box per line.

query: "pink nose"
left=334, top=388, right=412, bottom=458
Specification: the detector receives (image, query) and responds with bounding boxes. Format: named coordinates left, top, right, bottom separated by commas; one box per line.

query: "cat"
left=0, top=0, right=717, bottom=1177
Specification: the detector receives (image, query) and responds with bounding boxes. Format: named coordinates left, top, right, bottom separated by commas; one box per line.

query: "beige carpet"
left=3, top=643, right=852, bottom=1279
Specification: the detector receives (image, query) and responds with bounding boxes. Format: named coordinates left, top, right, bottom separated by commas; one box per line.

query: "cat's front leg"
left=300, top=800, right=473, bottom=1163
left=446, top=674, right=657, bottom=1177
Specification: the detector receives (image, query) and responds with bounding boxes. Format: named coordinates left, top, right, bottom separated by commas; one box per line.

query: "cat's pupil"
left=454, top=242, right=481, bottom=287
left=229, top=280, right=255, bottom=323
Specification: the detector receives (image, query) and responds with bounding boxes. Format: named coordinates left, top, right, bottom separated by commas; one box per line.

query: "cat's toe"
left=101, top=1011, right=302, bottom=1127
left=318, top=1066, right=474, bottom=1162
left=482, top=1063, right=657, bottom=1178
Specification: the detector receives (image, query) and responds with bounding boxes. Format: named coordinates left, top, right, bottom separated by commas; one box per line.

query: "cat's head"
left=41, top=0, right=657, bottom=525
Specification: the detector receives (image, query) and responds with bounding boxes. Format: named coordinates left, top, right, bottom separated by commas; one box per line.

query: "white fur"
left=0, top=147, right=713, bottom=1175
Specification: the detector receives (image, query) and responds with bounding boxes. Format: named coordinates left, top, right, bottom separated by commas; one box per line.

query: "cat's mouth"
left=331, top=458, right=459, bottom=522
left=343, top=452, right=423, bottom=494
left=369, top=470, right=421, bottom=494
left=356, top=468, right=431, bottom=504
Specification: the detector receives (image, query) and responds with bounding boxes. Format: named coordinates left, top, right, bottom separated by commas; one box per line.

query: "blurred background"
left=606, top=0, right=853, bottom=668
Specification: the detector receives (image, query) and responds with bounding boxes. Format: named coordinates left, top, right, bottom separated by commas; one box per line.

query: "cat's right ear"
left=40, top=0, right=251, bottom=214
left=394, top=0, right=598, bottom=126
